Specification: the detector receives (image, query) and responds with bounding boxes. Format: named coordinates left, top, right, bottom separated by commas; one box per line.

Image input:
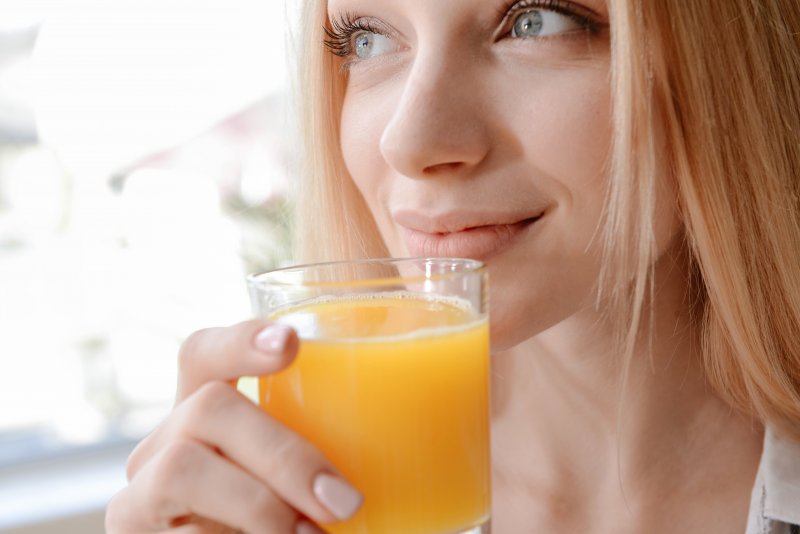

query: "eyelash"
left=324, top=12, right=385, bottom=58
left=323, top=0, right=604, bottom=59
left=496, top=0, right=604, bottom=37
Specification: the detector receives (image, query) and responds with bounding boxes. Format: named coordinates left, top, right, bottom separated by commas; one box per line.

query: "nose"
left=379, top=51, right=491, bottom=179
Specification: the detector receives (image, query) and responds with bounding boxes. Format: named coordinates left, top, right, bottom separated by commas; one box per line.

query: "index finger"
left=175, top=319, right=299, bottom=403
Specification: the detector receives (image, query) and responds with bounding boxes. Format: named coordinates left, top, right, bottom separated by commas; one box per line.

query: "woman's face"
left=330, top=0, right=671, bottom=349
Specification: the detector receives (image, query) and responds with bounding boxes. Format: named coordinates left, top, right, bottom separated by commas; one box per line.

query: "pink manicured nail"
left=254, top=325, right=291, bottom=354
left=313, top=473, right=363, bottom=521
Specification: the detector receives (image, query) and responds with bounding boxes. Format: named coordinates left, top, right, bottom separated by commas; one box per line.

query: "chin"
left=486, top=284, right=551, bottom=352
left=484, top=258, right=588, bottom=353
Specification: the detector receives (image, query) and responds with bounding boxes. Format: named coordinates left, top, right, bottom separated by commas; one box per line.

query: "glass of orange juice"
left=247, top=258, right=490, bottom=534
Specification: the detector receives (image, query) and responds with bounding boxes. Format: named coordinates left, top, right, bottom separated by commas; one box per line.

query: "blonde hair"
left=295, top=0, right=800, bottom=439
left=606, top=0, right=800, bottom=440
left=295, top=0, right=388, bottom=262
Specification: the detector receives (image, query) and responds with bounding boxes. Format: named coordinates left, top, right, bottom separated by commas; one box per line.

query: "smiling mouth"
left=400, top=215, right=542, bottom=260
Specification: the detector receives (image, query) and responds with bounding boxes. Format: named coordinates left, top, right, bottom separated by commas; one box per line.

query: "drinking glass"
left=247, top=258, right=491, bottom=534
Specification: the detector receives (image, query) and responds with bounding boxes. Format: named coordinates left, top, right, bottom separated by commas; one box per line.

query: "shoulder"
left=747, top=427, right=800, bottom=534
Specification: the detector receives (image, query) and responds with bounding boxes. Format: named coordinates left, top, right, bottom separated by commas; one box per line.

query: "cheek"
left=340, top=94, right=383, bottom=199
left=340, top=87, right=403, bottom=251
left=339, top=61, right=627, bottom=349
left=487, top=71, right=614, bottom=348
left=512, top=71, right=612, bottom=218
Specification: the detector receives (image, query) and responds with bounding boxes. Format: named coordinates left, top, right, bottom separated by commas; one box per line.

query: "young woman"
left=106, top=0, right=800, bottom=532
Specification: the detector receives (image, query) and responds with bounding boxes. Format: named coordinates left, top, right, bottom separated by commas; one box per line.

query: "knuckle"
left=156, top=439, right=203, bottom=482
left=261, top=433, right=296, bottom=475
left=248, top=487, right=296, bottom=532
left=145, top=440, right=196, bottom=499
left=125, top=429, right=163, bottom=482
left=104, top=490, right=129, bottom=534
left=138, top=493, right=172, bottom=532
left=140, top=440, right=203, bottom=527
left=249, top=486, right=279, bottom=519
left=191, top=380, right=235, bottom=416
left=177, top=328, right=214, bottom=371
left=263, top=431, right=320, bottom=483
left=125, top=440, right=147, bottom=481
left=171, top=381, right=244, bottom=453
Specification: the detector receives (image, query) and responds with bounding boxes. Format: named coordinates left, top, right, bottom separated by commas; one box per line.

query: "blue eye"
left=511, top=9, right=582, bottom=38
left=324, top=14, right=400, bottom=63
left=353, top=31, right=396, bottom=60
left=513, top=11, right=543, bottom=37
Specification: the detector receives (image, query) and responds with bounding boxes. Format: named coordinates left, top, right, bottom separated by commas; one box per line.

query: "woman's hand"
left=105, top=320, right=363, bottom=534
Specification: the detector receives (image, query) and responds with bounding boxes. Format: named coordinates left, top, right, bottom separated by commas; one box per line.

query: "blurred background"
left=0, top=0, right=297, bottom=531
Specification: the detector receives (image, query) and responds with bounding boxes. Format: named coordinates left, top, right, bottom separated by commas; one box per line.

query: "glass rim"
left=247, top=257, right=486, bottom=289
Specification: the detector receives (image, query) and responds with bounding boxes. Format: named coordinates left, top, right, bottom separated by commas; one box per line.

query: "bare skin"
left=489, top=244, right=763, bottom=532
left=331, top=0, right=762, bottom=528
left=106, top=322, right=347, bottom=533
left=106, top=0, right=764, bottom=532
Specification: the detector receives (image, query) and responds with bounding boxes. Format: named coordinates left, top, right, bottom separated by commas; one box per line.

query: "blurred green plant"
left=224, top=194, right=295, bottom=275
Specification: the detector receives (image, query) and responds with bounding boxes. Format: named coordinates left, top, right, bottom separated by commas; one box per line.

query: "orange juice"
left=259, top=293, right=491, bottom=534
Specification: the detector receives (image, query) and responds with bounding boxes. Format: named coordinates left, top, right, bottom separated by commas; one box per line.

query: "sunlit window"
left=0, top=0, right=295, bottom=529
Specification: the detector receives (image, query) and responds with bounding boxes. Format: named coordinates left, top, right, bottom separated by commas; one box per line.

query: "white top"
left=747, top=427, right=800, bottom=534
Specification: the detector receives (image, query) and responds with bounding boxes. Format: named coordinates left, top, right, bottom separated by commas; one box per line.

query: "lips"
left=397, top=213, right=542, bottom=260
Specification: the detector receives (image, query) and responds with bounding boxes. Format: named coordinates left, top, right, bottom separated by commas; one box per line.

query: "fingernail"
left=296, top=520, right=326, bottom=534
left=254, top=325, right=291, bottom=354
left=313, top=473, right=363, bottom=521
